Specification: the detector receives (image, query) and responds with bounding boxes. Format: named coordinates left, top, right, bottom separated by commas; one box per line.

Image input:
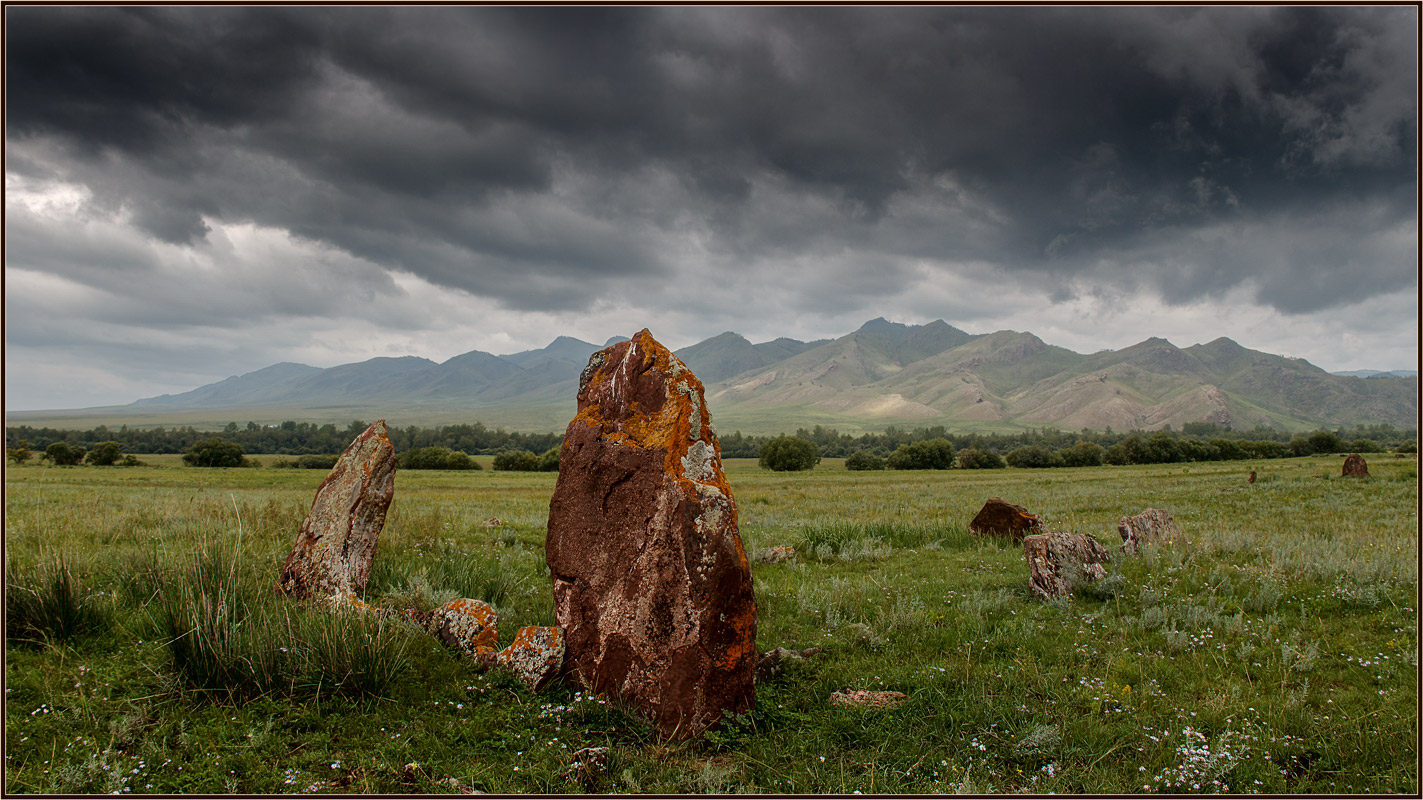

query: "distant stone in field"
left=546, top=329, right=757, bottom=740
left=969, top=497, right=1043, bottom=540
left=1342, top=453, right=1369, bottom=477
left=753, top=545, right=796, bottom=563
left=829, top=689, right=907, bottom=710
left=408, top=598, right=501, bottom=658
left=496, top=626, right=565, bottom=691
left=1248, top=470, right=1256, bottom=484
left=1117, top=508, right=1185, bottom=556
left=754, top=646, right=821, bottom=683
left=1024, top=531, right=1111, bottom=599
left=277, top=420, right=396, bottom=603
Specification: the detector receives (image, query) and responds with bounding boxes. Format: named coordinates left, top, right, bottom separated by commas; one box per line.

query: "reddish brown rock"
left=496, top=626, right=565, bottom=691
left=546, top=329, right=757, bottom=740
left=277, top=420, right=396, bottom=602
left=969, top=497, right=1044, bottom=540
left=1024, top=531, right=1111, bottom=598
left=409, top=598, right=500, bottom=656
left=1248, top=470, right=1257, bottom=484
left=829, top=689, right=907, bottom=710
left=1342, top=453, right=1369, bottom=477
left=1117, top=508, right=1185, bottom=555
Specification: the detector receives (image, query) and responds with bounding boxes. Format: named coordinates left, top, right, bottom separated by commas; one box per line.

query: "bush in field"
left=956, top=447, right=1005, bottom=469
left=537, top=447, right=560, bottom=472
left=1240, top=439, right=1288, bottom=459
left=182, top=437, right=248, bottom=468
left=7, top=440, right=33, bottom=464
left=1397, top=440, right=1418, bottom=455
left=42, top=441, right=86, bottom=466
left=885, top=438, right=954, bottom=470
left=84, top=441, right=125, bottom=466
left=844, top=451, right=885, bottom=471
left=1210, top=438, right=1249, bottom=461
left=399, top=446, right=478, bottom=470
left=759, top=436, right=821, bottom=472
left=1348, top=438, right=1384, bottom=453
left=1308, top=429, right=1344, bottom=454
left=493, top=449, right=542, bottom=471
left=1059, top=441, right=1105, bottom=467
left=1005, top=444, right=1063, bottom=469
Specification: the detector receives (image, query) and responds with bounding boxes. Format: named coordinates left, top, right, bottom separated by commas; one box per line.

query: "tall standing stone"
left=1342, top=453, right=1369, bottom=477
left=277, top=420, right=396, bottom=602
left=546, top=329, right=756, bottom=740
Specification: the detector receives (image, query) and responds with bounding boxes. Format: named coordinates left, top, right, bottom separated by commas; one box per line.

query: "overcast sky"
left=5, top=6, right=1418, bottom=410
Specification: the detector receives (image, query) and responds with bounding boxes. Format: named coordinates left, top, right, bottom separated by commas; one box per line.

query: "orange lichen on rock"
left=547, top=329, right=756, bottom=741
left=410, top=598, right=500, bottom=655
left=496, top=626, right=565, bottom=691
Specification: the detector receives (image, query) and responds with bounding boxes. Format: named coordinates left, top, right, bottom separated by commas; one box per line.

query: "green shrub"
left=537, top=447, right=560, bottom=472
left=1059, top=441, right=1105, bottom=467
left=42, top=441, right=85, bottom=465
left=400, top=446, right=479, bottom=470
left=844, top=451, right=885, bottom=471
left=885, top=438, right=954, bottom=470
left=956, top=447, right=1005, bottom=469
left=758, top=436, right=820, bottom=471
left=492, top=449, right=542, bottom=471
left=182, top=437, right=248, bottom=467
left=83, top=441, right=125, bottom=466
left=1005, top=444, right=1063, bottom=469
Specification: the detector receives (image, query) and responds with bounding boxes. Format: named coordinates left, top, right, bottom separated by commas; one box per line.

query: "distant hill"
left=1332, top=369, right=1419, bottom=379
left=9, top=320, right=1417, bottom=435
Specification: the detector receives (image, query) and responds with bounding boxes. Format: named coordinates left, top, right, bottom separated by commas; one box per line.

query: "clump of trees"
left=399, top=446, right=479, bottom=471
left=42, top=442, right=86, bottom=466
left=956, top=447, right=1005, bottom=469
left=844, top=451, right=885, bottom=471
left=885, top=438, right=955, bottom=470
left=759, top=436, right=820, bottom=472
left=182, top=437, right=250, bottom=468
left=492, top=448, right=559, bottom=472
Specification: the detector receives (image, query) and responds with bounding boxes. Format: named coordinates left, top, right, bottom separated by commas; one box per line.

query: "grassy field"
left=4, top=452, right=1417, bottom=793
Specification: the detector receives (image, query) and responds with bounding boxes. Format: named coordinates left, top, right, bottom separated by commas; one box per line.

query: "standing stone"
left=1342, top=453, right=1369, bottom=477
left=1248, top=470, right=1257, bottom=484
left=277, top=420, right=396, bottom=602
left=1024, top=531, right=1111, bottom=598
left=969, top=497, right=1044, bottom=541
left=546, top=329, right=756, bottom=740
left=1117, top=508, right=1185, bottom=555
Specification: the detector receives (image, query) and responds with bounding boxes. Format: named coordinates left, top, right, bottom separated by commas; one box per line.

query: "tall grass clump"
left=158, top=546, right=414, bottom=700
left=5, top=555, right=110, bottom=645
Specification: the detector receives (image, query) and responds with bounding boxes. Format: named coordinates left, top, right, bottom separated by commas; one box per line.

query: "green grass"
left=4, top=453, right=1416, bottom=793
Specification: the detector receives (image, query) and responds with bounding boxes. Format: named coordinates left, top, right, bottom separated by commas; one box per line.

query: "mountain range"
left=8, top=319, right=1417, bottom=435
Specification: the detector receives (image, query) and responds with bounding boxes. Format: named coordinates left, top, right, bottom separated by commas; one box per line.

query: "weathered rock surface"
left=277, top=420, right=396, bottom=602
left=1117, top=508, right=1184, bottom=555
left=409, top=598, right=500, bottom=657
left=1342, top=453, right=1369, bottom=477
left=497, top=626, right=565, bottom=691
left=1024, top=531, right=1111, bottom=598
left=563, top=746, right=609, bottom=791
left=752, top=545, right=796, bottom=563
left=969, top=497, right=1043, bottom=540
left=546, top=329, right=757, bottom=740
left=829, top=689, right=907, bottom=710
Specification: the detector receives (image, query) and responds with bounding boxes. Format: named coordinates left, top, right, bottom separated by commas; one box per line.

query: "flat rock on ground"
left=969, top=497, right=1043, bottom=541
left=1117, top=508, right=1185, bottom=555
left=829, top=689, right=907, bottom=709
left=409, top=598, right=500, bottom=658
left=277, top=420, right=396, bottom=602
left=1024, top=531, right=1111, bottom=598
left=546, top=329, right=757, bottom=741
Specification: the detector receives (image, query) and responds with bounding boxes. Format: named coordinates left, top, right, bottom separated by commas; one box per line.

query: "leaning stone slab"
left=1024, top=531, right=1111, bottom=599
left=969, top=497, right=1043, bottom=541
left=546, top=329, right=757, bottom=740
left=1117, top=508, right=1184, bottom=555
left=277, top=420, right=396, bottom=602
left=496, top=626, right=565, bottom=691
left=1342, top=453, right=1369, bottom=477
left=409, top=598, right=500, bottom=657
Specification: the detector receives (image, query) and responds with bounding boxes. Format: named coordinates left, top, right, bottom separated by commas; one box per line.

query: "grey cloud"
left=5, top=5, right=1416, bottom=322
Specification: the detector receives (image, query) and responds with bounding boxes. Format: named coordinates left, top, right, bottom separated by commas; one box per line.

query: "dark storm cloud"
left=6, top=5, right=1416, bottom=314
